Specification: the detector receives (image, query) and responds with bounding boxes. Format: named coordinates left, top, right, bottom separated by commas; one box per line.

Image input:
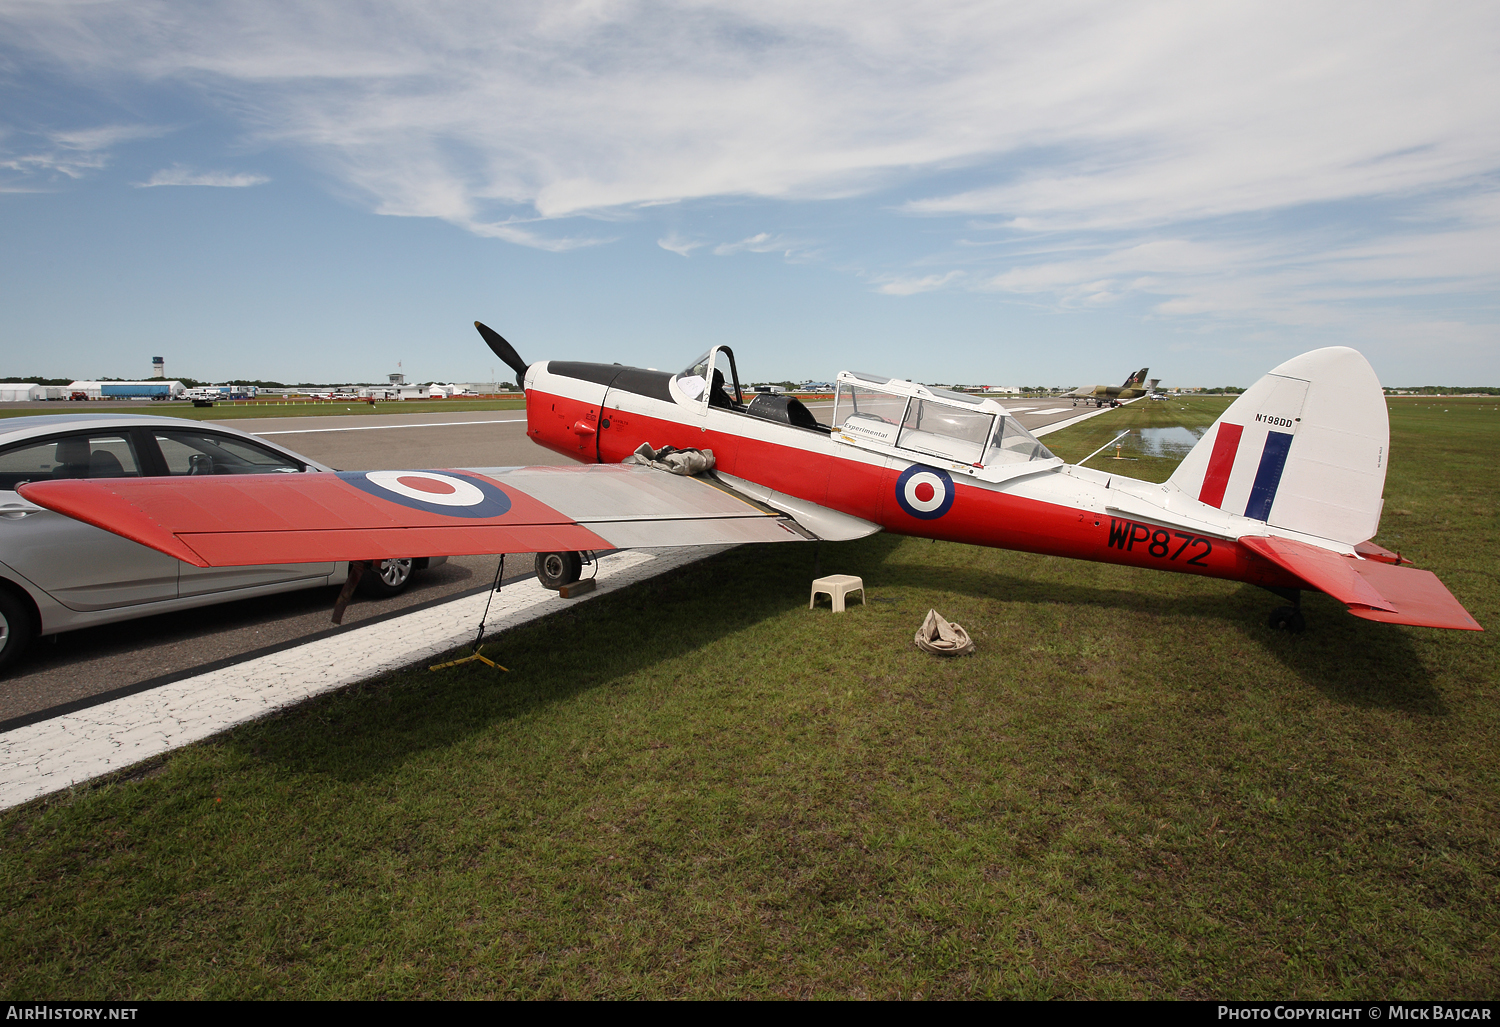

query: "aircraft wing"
left=1239, top=535, right=1481, bottom=631
left=16, top=465, right=813, bottom=568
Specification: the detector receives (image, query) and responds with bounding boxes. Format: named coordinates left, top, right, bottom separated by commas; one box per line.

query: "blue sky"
left=2, top=1, right=1497, bottom=387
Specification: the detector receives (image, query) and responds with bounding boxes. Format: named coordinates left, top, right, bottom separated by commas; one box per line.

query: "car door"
left=0, top=430, right=181, bottom=610
left=148, top=427, right=339, bottom=596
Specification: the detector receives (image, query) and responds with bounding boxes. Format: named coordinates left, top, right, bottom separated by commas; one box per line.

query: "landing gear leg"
left=1264, top=587, right=1306, bottom=633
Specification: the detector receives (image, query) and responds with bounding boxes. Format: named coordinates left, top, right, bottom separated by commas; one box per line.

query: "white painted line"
left=0, top=545, right=728, bottom=812
left=1033, top=396, right=1144, bottom=437
left=255, top=418, right=527, bottom=436
left=1029, top=407, right=1077, bottom=416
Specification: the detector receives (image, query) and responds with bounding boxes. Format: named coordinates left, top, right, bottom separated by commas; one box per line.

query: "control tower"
left=152, top=356, right=165, bottom=379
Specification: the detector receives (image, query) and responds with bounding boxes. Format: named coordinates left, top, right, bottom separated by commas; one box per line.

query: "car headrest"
left=89, top=450, right=125, bottom=476
left=53, top=437, right=90, bottom=468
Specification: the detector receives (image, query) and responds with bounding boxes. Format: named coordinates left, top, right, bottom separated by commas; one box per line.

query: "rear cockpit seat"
left=745, top=394, right=829, bottom=433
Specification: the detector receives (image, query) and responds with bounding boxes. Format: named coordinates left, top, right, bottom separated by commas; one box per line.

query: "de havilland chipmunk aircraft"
left=17, top=324, right=1480, bottom=634
left=1069, top=367, right=1152, bottom=407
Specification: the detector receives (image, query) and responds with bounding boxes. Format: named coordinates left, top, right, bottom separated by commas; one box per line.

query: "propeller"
left=474, top=321, right=530, bottom=384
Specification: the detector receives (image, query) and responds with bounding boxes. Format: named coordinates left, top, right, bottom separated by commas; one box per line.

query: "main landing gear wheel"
left=1268, top=606, right=1306, bottom=633
left=536, top=551, right=583, bottom=589
left=359, top=558, right=415, bottom=598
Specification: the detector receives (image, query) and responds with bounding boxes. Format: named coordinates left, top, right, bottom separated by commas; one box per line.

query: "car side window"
left=153, top=430, right=306, bottom=475
left=0, top=433, right=143, bottom=491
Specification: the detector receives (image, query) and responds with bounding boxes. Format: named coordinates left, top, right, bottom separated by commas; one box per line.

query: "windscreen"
left=984, top=416, right=1055, bottom=465
left=674, top=352, right=713, bottom=400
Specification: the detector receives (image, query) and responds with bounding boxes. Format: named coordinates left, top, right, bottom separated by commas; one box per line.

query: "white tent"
left=0, top=383, right=42, bottom=402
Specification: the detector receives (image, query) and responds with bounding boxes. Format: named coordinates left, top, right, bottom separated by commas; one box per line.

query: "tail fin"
left=1122, top=367, right=1149, bottom=387
left=1168, top=347, right=1388, bottom=545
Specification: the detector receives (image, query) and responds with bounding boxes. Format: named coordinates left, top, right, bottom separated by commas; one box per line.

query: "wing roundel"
left=337, top=470, right=513, bottom=517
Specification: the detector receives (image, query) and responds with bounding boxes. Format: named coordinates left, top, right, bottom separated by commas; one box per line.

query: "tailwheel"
left=1268, top=605, right=1306, bottom=633
left=536, top=551, right=583, bottom=589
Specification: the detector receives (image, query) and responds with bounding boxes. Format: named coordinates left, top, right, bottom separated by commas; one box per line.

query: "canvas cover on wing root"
left=1239, top=535, right=1481, bottom=631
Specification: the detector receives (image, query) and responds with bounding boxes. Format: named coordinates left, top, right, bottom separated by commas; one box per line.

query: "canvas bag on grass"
left=915, top=609, right=974, bottom=656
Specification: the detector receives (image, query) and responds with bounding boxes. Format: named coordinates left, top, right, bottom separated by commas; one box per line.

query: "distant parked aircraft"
left=1070, top=368, right=1150, bottom=407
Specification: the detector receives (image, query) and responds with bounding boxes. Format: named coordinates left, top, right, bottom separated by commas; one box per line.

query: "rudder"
left=1168, top=347, right=1388, bottom=545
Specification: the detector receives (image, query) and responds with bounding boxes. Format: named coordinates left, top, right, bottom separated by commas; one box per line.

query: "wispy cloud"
left=657, top=231, right=702, bottom=257
left=51, top=124, right=168, bottom=153
left=467, top=219, right=613, bottom=252
left=1, top=123, right=169, bottom=184
left=875, top=271, right=964, bottom=296
left=136, top=166, right=269, bottom=188
left=713, top=233, right=795, bottom=256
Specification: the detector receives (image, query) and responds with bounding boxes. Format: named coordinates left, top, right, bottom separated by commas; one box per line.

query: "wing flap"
left=18, top=465, right=804, bottom=567
left=1239, top=535, right=1481, bottom=631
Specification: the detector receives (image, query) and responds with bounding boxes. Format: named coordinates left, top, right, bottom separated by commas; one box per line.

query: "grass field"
left=0, top=398, right=528, bottom=421
left=1, top=399, right=1496, bottom=999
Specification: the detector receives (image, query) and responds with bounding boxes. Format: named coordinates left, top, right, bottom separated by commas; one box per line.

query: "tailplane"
left=1168, top=347, right=1388, bottom=545
left=1122, top=367, right=1149, bottom=388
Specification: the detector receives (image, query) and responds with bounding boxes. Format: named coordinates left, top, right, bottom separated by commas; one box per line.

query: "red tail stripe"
left=1198, top=422, right=1243, bottom=508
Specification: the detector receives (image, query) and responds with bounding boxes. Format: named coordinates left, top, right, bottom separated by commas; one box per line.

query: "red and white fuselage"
left=523, top=359, right=1307, bottom=594
left=515, top=347, right=1477, bottom=631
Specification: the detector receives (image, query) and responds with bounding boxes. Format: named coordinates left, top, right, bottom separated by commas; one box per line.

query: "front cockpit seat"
left=707, top=369, right=740, bottom=411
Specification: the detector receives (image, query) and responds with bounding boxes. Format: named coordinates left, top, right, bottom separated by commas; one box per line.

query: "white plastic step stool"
left=810, top=574, right=865, bottom=613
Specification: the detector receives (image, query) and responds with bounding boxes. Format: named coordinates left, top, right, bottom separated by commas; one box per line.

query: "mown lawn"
left=1, top=399, right=1495, bottom=999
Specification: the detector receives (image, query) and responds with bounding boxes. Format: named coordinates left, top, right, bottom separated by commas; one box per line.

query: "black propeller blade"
left=474, top=321, right=529, bottom=383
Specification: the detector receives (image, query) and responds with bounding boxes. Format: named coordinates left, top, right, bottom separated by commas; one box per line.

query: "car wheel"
left=359, top=558, right=415, bottom=598
left=535, top=551, right=583, bottom=589
left=0, top=588, right=37, bottom=675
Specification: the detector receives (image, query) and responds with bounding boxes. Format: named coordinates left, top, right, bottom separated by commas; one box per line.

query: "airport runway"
left=1, top=396, right=1117, bottom=726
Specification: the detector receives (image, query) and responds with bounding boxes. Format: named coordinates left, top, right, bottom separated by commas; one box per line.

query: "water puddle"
left=1130, top=426, right=1204, bottom=458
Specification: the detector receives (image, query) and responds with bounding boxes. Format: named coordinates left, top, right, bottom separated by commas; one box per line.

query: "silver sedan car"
left=0, top=412, right=445, bottom=672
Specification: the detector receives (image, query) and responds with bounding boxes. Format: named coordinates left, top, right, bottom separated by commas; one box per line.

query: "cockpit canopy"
left=667, top=355, right=1059, bottom=479
left=832, top=372, right=1058, bottom=475
left=675, top=349, right=743, bottom=409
